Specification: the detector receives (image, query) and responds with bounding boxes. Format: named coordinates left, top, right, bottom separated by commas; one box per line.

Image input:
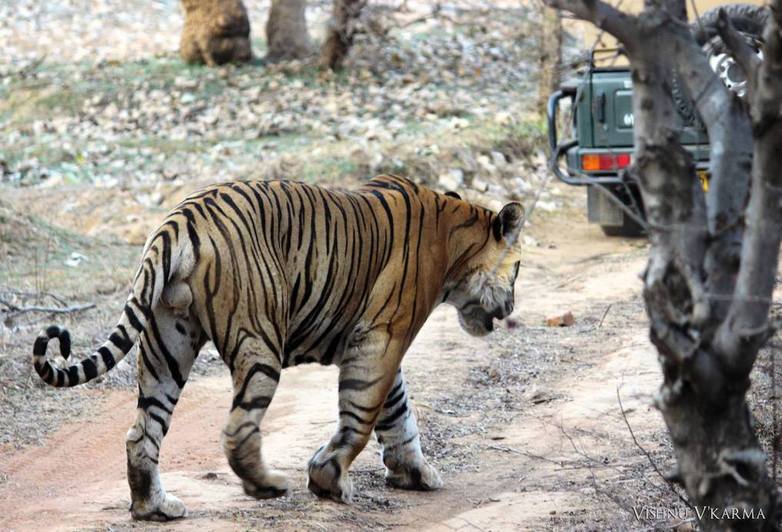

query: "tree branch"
left=542, top=0, right=640, bottom=49
left=0, top=298, right=95, bottom=316
left=716, top=8, right=762, bottom=84
left=659, top=14, right=754, bottom=325
left=716, top=0, right=782, bottom=377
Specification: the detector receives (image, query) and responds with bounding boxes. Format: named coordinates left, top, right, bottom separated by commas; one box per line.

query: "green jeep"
left=547, top=4, right=766, bottom=236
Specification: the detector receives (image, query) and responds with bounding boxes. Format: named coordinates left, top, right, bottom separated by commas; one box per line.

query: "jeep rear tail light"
left=581, top=153, right=632, bottom=171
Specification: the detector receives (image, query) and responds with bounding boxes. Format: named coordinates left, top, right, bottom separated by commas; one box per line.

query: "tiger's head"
left=444, top=199, right=524, bottom=337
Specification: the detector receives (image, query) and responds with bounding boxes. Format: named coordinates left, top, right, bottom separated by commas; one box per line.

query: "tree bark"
left=537, top=7, right=563, bottom=114
left=266, top=0, right=312, bottom=62
left=180, top=0, right=252, bottom=66
left=319, top=0, right=367, bottom=71
left=543, top=0, right=782, bottom=528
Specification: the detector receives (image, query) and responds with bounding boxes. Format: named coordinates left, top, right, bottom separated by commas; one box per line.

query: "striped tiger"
left=32, top=175, right=523, bottom=521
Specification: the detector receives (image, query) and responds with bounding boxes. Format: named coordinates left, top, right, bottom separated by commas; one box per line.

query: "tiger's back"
left=170, top=175, right=480, bottom=368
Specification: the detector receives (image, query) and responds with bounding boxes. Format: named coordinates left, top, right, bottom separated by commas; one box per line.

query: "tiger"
left=32, top=174, right=523, bottom=521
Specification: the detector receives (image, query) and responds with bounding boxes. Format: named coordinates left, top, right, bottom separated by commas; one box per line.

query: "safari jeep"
left=547, top=2, right=767, bottom=236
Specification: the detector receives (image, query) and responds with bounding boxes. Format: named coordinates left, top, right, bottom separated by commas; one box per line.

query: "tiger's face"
left=448, top=202, right=524, bottom=337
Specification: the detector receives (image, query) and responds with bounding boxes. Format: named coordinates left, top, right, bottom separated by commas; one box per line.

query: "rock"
left=135, top=191, right=163, bottom=207
left=123, top=224, right=150, bottom=245
left=522, top=235, right=538, bottom=247
left=449, top=117, right=470, bottom=129
left=96, top=281, right=118, bottom=295
left=513, top=177, right=532, bottom=194
left=439, top=168, right=464, bottom=190
left=39, top=172, right=63, bottom=188
left=149, top=191, right=164, bottom=206
left=494, top=111, right=513, bottom=125
left=96, top=176, right=120, bottom=188
left=488, top=185, right=506, bottom=198
left=64, top=252, right=88, bottom=268
left=471, top=177, right=489, bottom=192
left=162, top=161, right=187, bottom=181
left=545, top=311, right=575, bottom=327
left=477, top=155, right=497, bottom=175
left=536, top=200, right=558, bottom=212
left=174, top=77, right=197, bottom=90
left=524, top=385, right=553, bottom=404
left=490, top=151, right=507, bottom=167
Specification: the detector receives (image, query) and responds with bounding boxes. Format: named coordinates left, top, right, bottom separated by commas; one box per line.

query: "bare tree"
left=543, top=0, right=782, bottom=528
left=180, top=0, right=252, bottom=66
left=320, top=0, right=367, bottom=70
left=266, top=0, right=313, bottom=62
left=537, top=7, right=563, bottom=113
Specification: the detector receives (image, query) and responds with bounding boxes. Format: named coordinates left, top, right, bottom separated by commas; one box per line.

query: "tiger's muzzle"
left=457, top=299, right=514, bottom=337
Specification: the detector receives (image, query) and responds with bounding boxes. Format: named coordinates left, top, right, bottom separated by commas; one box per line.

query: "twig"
left=689, top=0, right=703, bottom=33
left=485, top=444, right=563, bottom=466
left=616, top=387, right=693, bottom=510
left=598, top=304, right=613, bottom=328
left=0, top=299, right=95, bottom=316
left=0, top=298, right=19, bottom=311
left=559, top=424, right=623, bottom=474
left=556, top=424, right=646, bottom=518
left=15, top=54, right=47, bottom=78
left=772, top=337, right=779, bottom=486
left=397, top=3, right=451, bottom=28
left=352, top=467, right=385, bottom=473
left=0, top=289, right=69, bottom=307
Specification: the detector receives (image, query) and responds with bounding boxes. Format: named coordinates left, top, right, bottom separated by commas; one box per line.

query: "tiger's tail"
left=32, top=223, right=183, bottom=388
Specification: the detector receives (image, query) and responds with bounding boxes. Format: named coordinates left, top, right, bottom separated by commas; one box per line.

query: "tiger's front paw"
left=307, top=447, right=353, bottom=503
left=386, top=462, right=443, bottom=491
left=130, top=493, right=187, bottom=521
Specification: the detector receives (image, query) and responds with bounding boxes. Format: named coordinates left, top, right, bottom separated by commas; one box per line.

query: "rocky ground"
left=1, top=0, right=781, bottom=530
left=1, top=0, right=547, bottom=225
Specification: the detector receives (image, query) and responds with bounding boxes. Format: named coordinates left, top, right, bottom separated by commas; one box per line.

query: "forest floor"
left=1, top=0, right=781, bottom=531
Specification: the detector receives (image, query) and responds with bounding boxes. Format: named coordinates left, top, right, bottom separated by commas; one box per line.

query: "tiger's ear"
left=444, top=191, right=461, bottom=200
left=492, top=202, right=525, bottom=242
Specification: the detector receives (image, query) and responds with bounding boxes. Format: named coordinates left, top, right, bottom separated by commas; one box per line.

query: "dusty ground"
left=0, top=183, right=692, bottom=531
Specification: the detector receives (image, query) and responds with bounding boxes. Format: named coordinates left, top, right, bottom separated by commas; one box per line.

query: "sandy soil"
left=0, top=184, right=673, bottom=531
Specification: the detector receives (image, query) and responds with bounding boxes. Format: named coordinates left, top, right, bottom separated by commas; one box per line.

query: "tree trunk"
left=320, top=0, right=366, bottom=71
left=537, top=7, right=562, bottom=114
left=543, top=0, right=782, bottom=528
left=180, top=0, right=252, bottom=66
left=265, top=0, right=312, bottom=62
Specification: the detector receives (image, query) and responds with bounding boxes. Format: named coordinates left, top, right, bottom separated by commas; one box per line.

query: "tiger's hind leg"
left=127, top=307, right=204, bottom=521
left=307, top=332, right=400, bottom=503
left=222, top=340, right=289, bottom=499
left=374, top=369, right=443, bottom=491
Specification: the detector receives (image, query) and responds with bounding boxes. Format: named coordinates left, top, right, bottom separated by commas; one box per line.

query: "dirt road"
left=0, top=186, right=673, bottom=531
